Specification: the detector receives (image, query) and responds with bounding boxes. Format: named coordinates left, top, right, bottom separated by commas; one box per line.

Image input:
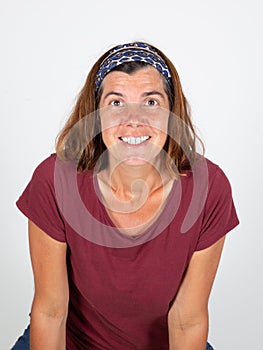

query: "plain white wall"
left=1, top=0, right=262, bottom=348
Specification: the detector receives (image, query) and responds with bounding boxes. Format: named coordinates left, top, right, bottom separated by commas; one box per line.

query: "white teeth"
left=121, top=136, right=150, bottom=145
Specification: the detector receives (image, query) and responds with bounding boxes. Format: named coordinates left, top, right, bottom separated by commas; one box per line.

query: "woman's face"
left=99, top=66, right=170, bottom=166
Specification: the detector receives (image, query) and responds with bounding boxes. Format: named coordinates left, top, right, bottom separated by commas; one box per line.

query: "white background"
left=1, top=0, right=262, bottom=349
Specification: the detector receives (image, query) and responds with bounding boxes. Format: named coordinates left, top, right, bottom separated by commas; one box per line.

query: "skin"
left=97, top=67, right=173, bottom=235
left=28, top=67, right=226, bottom=349
left=28, top=220, right=68, bottom=350
left=99, top=67, right=170, bottom=169
left=168, top=236, right=225, bottom=349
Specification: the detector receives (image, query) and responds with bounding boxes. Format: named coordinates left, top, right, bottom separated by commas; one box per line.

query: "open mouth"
left=119, top=136, right=151, bottom=145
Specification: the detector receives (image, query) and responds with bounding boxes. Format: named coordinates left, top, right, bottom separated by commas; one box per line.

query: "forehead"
left=101, top=66, right=165, bottom=91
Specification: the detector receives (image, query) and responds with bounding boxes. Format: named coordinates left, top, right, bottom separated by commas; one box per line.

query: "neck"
left=99, top=158, right=170, bottom=200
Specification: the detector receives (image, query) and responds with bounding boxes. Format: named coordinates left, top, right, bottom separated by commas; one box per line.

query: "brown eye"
left=145, top=99, right=158, bottom=106
left=110, top=100, right=123, bottom=106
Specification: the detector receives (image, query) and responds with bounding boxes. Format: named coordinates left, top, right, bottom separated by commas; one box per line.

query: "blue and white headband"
left=95, top=42, right=172, bottom=89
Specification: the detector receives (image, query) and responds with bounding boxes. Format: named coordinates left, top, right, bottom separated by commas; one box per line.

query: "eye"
left=110, top=100, right=124, bottom=107
left=145, top=99, right=158, bottom=106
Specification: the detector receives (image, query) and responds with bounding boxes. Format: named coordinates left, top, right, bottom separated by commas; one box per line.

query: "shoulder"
left=31, top=154, right=95, bottom=192
left=182, top=155, right=235, bottom=211
left=17, top=154, right=68, bottom=242
left=34, top=153, right=57, bottom=172
left=31, top=153, right=93, bottom=182
left=193, top=156, right=236, bottom=214
left=192, top=155, right=232, bottom=188
left=204, top=157, right=233, bottom=193
left=32, top=153, right=57, bottom=181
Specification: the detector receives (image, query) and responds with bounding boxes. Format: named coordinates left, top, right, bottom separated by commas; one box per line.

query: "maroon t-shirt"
left=16, top=154, right=239, bottom=350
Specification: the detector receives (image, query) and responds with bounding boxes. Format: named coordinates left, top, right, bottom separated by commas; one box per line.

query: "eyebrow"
left=103, top=91, right=123, bottom=100
left=142, top=91, right=165, bottom=100
left=102, top=90, right=166, bottom=101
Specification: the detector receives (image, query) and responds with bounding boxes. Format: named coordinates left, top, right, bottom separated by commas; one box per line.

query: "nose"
left=124, top=103, right=144, bottom=126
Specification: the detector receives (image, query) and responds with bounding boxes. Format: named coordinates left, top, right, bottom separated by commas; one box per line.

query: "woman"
left=12, top=42, right=239, bottom=349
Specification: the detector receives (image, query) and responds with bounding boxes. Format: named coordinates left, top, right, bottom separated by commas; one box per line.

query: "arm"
left=168, top=236, right=225, bottom=350
left=28, top=220, right=69, bottom=350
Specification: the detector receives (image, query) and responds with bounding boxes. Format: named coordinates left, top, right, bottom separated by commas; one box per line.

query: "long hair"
left=56, top=42, right=204, bottom=173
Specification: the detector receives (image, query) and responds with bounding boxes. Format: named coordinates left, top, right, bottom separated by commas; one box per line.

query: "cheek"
left=152, top=116, right=169, bottom=148
left=99, top=110, right=120, bottom=134
left=101, top=129, right=109, bottom=146
left=159, top=132, right=168, bottom=149
left=100, top=114, right=112, bottom=147
left=101, top=128, right=117, bottom=148
left=153, top=114, right=169, bottom=137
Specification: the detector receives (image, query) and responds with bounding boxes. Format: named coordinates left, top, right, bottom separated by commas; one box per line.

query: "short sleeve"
left=16, top=154, right=66, bottom=242
left=195, top=166, right=239, bottom=251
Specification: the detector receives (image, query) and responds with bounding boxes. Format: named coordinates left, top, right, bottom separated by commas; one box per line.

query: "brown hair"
left=56, top=42, right=204, bottom=173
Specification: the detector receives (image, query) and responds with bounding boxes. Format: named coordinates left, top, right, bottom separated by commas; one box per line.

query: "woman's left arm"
left=168, top=236, right=226, bottom=350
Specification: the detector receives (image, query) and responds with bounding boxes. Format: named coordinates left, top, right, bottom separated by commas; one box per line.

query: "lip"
left=118, top=134, right=151, bottom=137
left=118, top=135, right=151, bottom=146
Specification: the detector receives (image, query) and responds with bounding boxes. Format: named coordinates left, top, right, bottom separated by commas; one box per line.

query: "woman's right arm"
left=28, top=220, right=69, bottom=350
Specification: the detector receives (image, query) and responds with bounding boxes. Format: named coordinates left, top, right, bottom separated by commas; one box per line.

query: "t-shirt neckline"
left=93, top=173, right=179, bottom=241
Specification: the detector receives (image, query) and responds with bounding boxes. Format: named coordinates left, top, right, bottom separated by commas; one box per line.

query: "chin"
left=120, top=158, right=150, bottom=167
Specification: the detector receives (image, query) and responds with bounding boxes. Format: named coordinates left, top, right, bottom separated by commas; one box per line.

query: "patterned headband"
left=95, top=42, right=172, bottom=89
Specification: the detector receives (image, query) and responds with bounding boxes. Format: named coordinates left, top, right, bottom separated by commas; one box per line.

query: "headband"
left=95, top=42, right=172, bottom=89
